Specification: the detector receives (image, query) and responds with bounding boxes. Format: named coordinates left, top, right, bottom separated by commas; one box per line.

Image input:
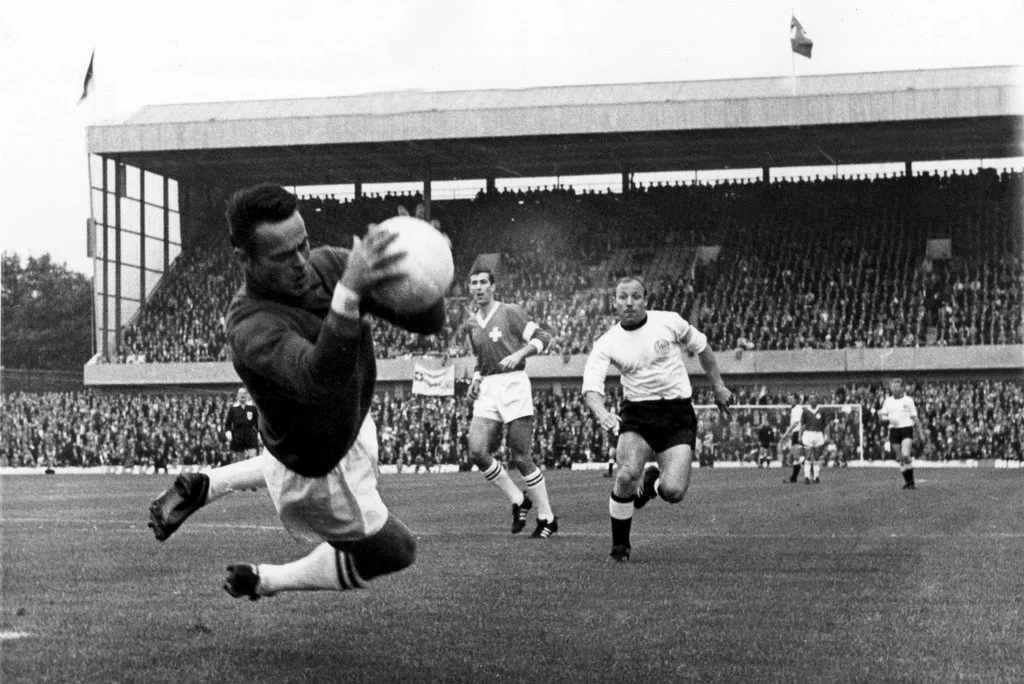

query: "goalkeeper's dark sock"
left=901, top=469, right=911, bottom=485
left=789, top=464, right=801, bottom=482
left=906, top=468, right=915, bottom=487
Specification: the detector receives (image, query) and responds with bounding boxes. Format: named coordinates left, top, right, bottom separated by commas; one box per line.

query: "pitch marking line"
left=0, top=630, right=34, bottom=641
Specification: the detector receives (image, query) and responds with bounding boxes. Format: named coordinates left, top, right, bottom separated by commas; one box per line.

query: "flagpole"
left=790, top=10, right=797, bottom=95
left=81, top=46, right=99, bottom=360
left=791, top=48, right=796, bottom=95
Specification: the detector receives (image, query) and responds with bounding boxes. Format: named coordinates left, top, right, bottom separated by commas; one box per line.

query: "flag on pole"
left=790, top=16, right=813, bottom=58
left=78, top=50, right=95, bottom=104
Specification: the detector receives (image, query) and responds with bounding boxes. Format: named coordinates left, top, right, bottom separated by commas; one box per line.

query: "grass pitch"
left=2, top=467, right=1023, bottom=683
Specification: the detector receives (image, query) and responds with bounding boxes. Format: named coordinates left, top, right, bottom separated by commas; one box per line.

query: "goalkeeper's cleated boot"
left=223, top=564, right=266, bottom=601
left=511, top=492, right=533, bottom=534
left=609, top=544, right=631, bottom=563
left=530, top=517, right=559, bottom=539
left=633, top=464, right=661, bottom=509
left=148, top=472, right=210, bottom=541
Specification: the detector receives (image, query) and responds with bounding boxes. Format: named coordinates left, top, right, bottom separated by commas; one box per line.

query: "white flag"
left=412, top=363, right=455, bottom=396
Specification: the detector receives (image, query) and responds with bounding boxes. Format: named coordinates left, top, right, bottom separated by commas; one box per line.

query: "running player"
left=583, top=276, right=733, bottom=562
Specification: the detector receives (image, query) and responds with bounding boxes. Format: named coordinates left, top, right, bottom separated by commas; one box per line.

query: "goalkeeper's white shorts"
left=262, top=413, right=388, bottom=544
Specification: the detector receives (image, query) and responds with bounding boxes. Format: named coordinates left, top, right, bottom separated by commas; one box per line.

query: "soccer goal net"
left=693, top=404, right=864, bottom=465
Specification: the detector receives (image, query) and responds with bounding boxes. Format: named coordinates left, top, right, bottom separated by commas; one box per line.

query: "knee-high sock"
left=802, top=461, right=812, bottom=480
left=207, top=453, right=268, bottom=502
left=811, top=463, right=821, bottom=480
left=790, top=464, right=801, bottom=481
left=609, top=493, right=634, bottom=547
left=482, top=461, right=524, bottom=505
left=523, top=467, right=554, bottom=521
left=334, top=515, right=417, bottom=581
left=256, top=542, right=351, bottom=595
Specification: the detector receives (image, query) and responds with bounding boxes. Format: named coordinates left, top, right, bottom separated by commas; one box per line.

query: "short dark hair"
left=469, top=267, right=495, bottom=285
left=614, top=275, right=647, bottom=296
left=225, top=184, right=298, bottom=255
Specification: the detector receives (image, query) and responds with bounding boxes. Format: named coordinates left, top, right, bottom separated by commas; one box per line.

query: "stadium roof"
left=87, top=66, right=1023, bottom=187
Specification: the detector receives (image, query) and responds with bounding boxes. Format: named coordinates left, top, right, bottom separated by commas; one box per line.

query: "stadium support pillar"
left=162, top=178, right=171, bottom=271
left=101, top=159, right=109, bottom=359
left=486, top=176, right=496, bottom=196
left=139, top=170, right=146, bottom=307
left=763, top=167, right=771, bottom=184
left=621, top=171, right=630, bottom=195
left=354, top=182, right=363, bottom=200
left=422, top=179, right=432, bottom=221
left=114, top=164, right=123, bottom=354
left=905, top=161, right=913, bottom=177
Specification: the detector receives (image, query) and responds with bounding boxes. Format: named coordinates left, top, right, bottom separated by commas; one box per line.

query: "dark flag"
left=78, top=50, right=95, bottom=104
left=790, top=16, right=813, bottom=59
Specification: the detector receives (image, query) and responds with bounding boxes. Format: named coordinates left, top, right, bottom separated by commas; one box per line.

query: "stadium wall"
left=83, top=344, right=1024, bottom=392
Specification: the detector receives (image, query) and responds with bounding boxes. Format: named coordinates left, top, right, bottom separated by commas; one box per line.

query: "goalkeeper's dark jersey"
left=225, top=246, right=444, bottom=477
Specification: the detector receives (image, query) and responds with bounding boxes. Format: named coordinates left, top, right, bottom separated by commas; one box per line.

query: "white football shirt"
left=879, top=395, right=918, bottom=428
left=582, top=310, right=707, bottom=401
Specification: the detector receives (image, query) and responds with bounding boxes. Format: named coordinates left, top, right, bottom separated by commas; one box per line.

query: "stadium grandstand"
left=5, top=65, right=1022, bottom=471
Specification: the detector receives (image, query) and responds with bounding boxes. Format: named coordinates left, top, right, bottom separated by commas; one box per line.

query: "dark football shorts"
left=231, top=431, right=259, bottom=452
left=888, top=426, right=913, bottom=446
left=619, top=398, right=698, bottom=453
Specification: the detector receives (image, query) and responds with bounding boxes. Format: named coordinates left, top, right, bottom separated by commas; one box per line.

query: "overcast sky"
left=1, top=0, right=1021, bottom=274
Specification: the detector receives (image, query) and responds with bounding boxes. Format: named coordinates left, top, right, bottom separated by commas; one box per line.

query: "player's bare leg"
left=809, top=447, right=822, bottom=483
left=654, top=445, right=695, bottom=503
left=786, top=445, right=803, bottom=483
left=899, top=438, right=915, bottom=489
left=608, top=433, right=655, bottom=561
left=225, top=515, right=416, bottom=600
left=506, top=417, right=557, bottom=537
left=469, top=416, right=530, bottom=532
left=149, top=452, right=270, bottom=541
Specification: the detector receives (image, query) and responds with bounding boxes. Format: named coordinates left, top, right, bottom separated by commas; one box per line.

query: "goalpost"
left=693, top=404, right=865, bottom=465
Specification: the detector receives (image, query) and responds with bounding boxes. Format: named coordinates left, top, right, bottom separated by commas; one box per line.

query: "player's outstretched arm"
left=584, top=390, right=620, bottom=433
left=696, top=347, right=733, bottom=416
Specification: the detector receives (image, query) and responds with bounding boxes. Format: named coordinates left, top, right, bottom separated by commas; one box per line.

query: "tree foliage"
left=2, top=253, right=93, bottom=370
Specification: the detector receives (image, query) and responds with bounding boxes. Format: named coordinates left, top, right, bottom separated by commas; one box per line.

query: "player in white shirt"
left=877, top=378, right=919, bottom=489
left=780, top=393, right=805, bottom=483
left=583, top=276, right=733, bottom=562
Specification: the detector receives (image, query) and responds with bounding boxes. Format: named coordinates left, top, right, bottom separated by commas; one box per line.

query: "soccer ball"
left=372, top=216, right=454, bottom=315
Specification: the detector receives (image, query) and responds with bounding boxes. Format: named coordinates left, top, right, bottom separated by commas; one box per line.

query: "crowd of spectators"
left=104, top=169, right=1022, bottom=364
left=0, top=391, right=225, bottom=469
left=4, top=379, right=1021, bottom=470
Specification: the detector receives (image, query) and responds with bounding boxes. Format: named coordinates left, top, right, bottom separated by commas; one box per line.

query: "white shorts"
left=473, top=370, right=534, bottom=424
left=801, top=431, right=825, bottom=449
left=262, top=413, right=388, bottom=544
